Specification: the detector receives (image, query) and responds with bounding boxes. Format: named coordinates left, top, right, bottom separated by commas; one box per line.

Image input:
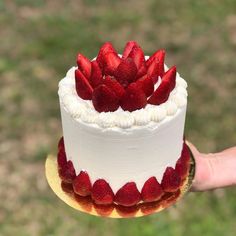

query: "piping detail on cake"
left=58, top=66, right=187, bottom=129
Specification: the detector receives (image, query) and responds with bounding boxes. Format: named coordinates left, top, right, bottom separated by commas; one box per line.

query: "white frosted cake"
left=57, top=41, right=190, bottom=207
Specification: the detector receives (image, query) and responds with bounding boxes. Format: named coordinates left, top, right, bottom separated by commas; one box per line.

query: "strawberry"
left=92, top=84, right=119, bottom=112
left=91, top=179, right=114, bottom=205
left=147, top=58, right=161, bottom=83
left=76, top=53, right=92, bottom=79
left=57, top=150, right=67, bottom=170
left=59, top=160, right=76, bottom=184
left=128, top=45, right=145, bottom=71
left=161, top=167, right=181, bottom=192
left=141, top=177, right=163, bottom=202
left=147, top=79, right=170, bottom=105
left=89, top=60, right=103, bottom=88
left=61, top=181, right=74, bottom=194
left=103, top=52, right=121, bottom=76
left=73, top=171, right=92, bottom=197
left=115, top=182, right=141, bottom=206
left=114, top=57, right=137, bottom=88
left=175, top=157, right=189, bottom=181
left=162, top=66, right=176, bottom=91
left=58, top=137, right=65, bottom=153
left=103, top=76, right=125, bottom=99
left=146, top=49, right=165, bottom=77
left=120, top=82, right=147, bottom=112
left=136, top=63, right=147, bottom=79
left=175, top=143, right=190, bottom=180
left=147, top=66, right=176, bottom=105
left=136, top=75, right=154, bottom=97
left=75, top=69, right=93, bottom=100
left=96, top=42, right=117, bottom=69
left=122, top=41, right=138, bottom=59
left=181, top=142, right=191, bottom=163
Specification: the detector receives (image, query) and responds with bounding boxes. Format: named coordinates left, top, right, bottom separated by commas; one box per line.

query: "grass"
left=0, top=0, right=236, bottom=235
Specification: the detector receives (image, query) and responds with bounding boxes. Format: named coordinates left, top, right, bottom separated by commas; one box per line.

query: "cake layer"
left=60, top=102, right=186, bottom=193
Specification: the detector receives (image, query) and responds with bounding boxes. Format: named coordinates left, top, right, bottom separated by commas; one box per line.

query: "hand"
left=187, top=141, right=236, bottom=191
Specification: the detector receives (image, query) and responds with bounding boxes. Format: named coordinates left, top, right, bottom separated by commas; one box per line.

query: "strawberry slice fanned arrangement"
left=75, top=41, right=177, bottom=112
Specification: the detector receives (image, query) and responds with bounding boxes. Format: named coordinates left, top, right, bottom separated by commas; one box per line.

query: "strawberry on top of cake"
left=74, top=41, right=177, bottom=113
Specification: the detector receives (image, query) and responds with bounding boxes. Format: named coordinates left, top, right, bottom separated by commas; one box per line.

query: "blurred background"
left=1, top=0, right=236, bottom=235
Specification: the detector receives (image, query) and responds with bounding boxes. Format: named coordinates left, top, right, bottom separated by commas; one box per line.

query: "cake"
left=57, top=41, right=190, bottom=207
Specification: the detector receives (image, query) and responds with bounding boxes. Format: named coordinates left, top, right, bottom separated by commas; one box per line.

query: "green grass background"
left=0, top=0, right=236, bottom=235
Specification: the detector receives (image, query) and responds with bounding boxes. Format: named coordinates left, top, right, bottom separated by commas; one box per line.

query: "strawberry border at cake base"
left=45, top=146, right=195, bottom=218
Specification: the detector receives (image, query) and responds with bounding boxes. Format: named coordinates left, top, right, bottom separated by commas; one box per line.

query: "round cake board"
left=45, top=150, right=195, bottom=218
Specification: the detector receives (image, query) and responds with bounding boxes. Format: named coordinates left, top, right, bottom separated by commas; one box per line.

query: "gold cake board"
left=45, top=150, right=195, bottom=218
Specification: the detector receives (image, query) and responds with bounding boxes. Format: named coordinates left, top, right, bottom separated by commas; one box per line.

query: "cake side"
left=57, top=41, right=189, bottom=206
left=60, top=100, right=186, bottom=193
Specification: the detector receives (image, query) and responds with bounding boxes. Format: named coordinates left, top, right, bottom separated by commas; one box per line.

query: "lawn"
left=0, top=0, right=236, bottom=235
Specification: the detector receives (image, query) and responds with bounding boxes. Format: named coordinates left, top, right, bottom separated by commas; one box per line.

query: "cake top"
left=74, top=41, right=178, bottom=113
left=58, top=41, right=187, bottom=129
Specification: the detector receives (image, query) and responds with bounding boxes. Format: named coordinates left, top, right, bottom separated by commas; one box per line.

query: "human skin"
left=187, top=142, right=236, bottom=191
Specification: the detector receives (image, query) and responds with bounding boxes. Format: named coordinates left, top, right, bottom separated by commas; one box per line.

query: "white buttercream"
left=58, top=66, right=187, bottom=128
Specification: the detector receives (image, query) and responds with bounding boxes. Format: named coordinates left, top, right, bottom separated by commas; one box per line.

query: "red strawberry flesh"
left=92, top=84, right=119, bottom=112
left=75, top=69, right=93, bottom=100
left=76, top=53, right=92, bottom=79
left=136, top=75, right=154, bottom=97
left=73, top=171, right=92, bottom=197
left=96, top=42, right=117, bottom=69
left=114, top=57, right=138, bottom=88
left=103, top=76, right=125, bottom=99
left=120, top=82, right=147, bottom=112
left=59, top=160, right=76, bottom=184
left=115, top=182, right=141, bottom=206
left=122, top=41, right=138, bottom=59
left=91, top=179, right=114, bottom=205
left=161, top=167, right=181, bottom=192
left=103, top=52, right=121, bottom=76
left=89, top=60, right=103, bottom=88
left=128, top=45, right=145, bottom=71
left=141, top=177, right=163, bottom=202
left=146, top=49, right=165, bottom=77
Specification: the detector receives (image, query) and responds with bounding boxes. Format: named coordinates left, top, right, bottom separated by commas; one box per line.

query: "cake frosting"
left=58, top=66, right=187, bottom=193
left=57, top=41, right=190, bottom=206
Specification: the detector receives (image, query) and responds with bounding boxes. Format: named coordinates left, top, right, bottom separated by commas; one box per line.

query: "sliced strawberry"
left=147, top=66, right=176, bottom=105
left=96, top=42, right=116, bottom=68
left=146, top=49, right=165, bottom=77
left=136, top=75, right=154, bottom=97
left=89, top=60, right=103, bottom=88
left=121, top=82, right=147, bottom=112
left=76, top=53, right=92, bottom=79
left=115, top=182, right=141, bottom=207
left=122, top=41, right=138, bottom=59
left=92, top=84, right=119, bottom=112
left=75, top=69, right=93, bottom=100
left=136, top=63, right=147, bottom=79
left=73, top=171, right=92, bottom=197
left=57, top=150, right=67, bottom=170
left=162, top=66, right=176, bottom=91
left=59, top=160, right=76, bottom=184
left=147, top=79, right=170, bottom=105
left=58, top=137, right=65, bottom=152
left=147, top=58, right=160, bottom=83
left=128, top=45, right=145, bottom=70
left=103, top=52, right=121, bottom=76
left=114, top=57, right=137, bottom=88
left=91, top=179, right=114, bottom=205
left=181, top=142, right=191, bottom=163
left=175, top=157, right=189, bottom=181
left=141, top=177, right=164, bottom=202
left=161, top=167, right=181, bottom=192
left=103, top=76, right=125, bottom=99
